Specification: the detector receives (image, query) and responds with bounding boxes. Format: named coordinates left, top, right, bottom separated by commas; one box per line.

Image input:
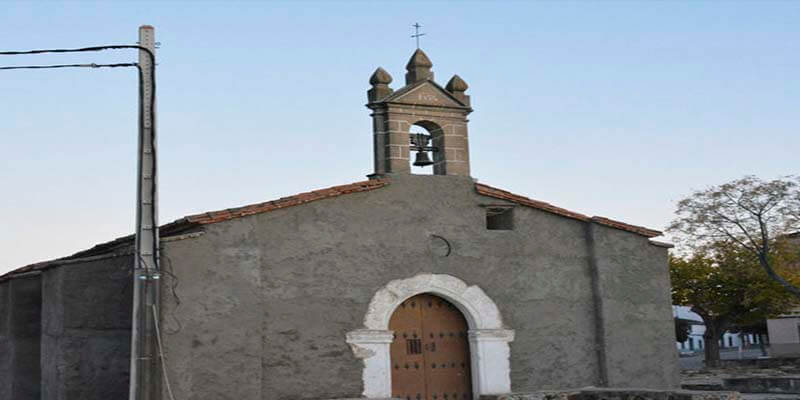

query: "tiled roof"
left=475, top=183, right=662, bottom=238
left=179, top=179, right=660, bottom=237
left=1, top=177, right=662, bottom=282
left=475, top=183, right=589, bottom=221
left=0, top=179, right=389, bottom=282
left=178, top=179, right=389, bottom=225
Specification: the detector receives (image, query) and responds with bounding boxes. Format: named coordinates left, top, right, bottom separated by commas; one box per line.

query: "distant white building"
left=767, top=308, right=800, bottom=357
left=672, top=306, right=763, bottom=352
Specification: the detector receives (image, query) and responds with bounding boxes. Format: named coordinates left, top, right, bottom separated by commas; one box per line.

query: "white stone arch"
left=346, top=273, right=515, bottom=399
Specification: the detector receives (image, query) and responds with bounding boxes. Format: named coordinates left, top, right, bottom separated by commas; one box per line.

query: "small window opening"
left=486, top=207, right=514, bottom=230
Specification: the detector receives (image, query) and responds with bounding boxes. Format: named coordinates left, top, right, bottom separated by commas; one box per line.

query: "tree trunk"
left=702, top=320, right=724, bottom=368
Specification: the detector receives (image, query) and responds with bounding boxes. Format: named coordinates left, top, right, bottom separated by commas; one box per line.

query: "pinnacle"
left=406, top=49, right=433, bottom=70
left=404, top=49, right=434, bottom=85
left=446, top=75, right=468, bottom=92
left=370, top=67, right=393, bottom=85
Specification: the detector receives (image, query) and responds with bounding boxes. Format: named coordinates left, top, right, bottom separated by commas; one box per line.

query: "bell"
left=413, top=151, right=433, bottom=167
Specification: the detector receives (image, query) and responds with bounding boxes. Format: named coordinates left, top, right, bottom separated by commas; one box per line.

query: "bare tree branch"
left=669, top=176, right=800, bottom=299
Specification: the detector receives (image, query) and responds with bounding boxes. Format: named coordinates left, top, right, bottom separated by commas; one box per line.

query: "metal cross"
left=411, top=23, right=426, bottom=49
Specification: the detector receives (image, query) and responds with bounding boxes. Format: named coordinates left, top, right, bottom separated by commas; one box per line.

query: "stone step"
left=724, top=377, right=800, bottom=394
left=683, top=383, right=726, bottom=391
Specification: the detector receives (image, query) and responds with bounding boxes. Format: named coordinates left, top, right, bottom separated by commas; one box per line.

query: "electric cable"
left=1, top=45, right=159, bottom=273
left=2, top=45, right=166, bottom=398
left=151, top=304, right=177, bottom=400
left=0, top=62, right=137, bottom=70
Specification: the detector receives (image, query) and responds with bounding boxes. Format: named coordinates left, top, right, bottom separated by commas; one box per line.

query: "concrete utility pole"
left=130, top=24, right=161, bottom=400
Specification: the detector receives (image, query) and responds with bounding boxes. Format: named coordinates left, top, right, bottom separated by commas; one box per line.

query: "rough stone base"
left=724, top=377, right=800, bottom=394
left=479, top=388, right=741, bottom=400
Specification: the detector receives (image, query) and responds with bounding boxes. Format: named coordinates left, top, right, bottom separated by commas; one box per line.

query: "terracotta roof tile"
left=180, top=178, right=389, bottom=225
left=589, top=216, right=662, bottom=238
left=475, top=183, right=662, bottom=238
left=475, top=183, right=590, bottom=222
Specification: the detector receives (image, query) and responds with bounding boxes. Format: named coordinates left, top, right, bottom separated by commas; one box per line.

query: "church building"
left=0, top=49, right=679, bottom=400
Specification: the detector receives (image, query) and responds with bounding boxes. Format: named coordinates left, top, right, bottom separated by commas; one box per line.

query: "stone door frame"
left=346, top=273, right=515, bottom=398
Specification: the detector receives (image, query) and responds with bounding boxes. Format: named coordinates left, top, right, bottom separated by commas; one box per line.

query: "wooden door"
left=389, top=293, right=472, bottom=400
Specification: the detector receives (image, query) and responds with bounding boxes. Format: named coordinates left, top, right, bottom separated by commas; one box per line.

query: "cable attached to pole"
left=0, top=62, right=138, bottom=70
left=1, top=45, right=159, bottom=272
left=1, top=42, right=165, bottom=400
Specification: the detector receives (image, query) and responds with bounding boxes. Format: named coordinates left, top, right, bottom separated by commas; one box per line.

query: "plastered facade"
left=0, top=175, right=679, bottom=400
left=158, top=173, right=679, bottom=399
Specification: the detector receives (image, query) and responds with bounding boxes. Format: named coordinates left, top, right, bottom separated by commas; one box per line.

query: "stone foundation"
left=723, top=377, right=800, bottom=394
left=479, top=388, right=741, bottom=400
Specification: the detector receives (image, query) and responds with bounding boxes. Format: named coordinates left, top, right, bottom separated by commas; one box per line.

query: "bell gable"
left=379, top=80, right=468, bottom=109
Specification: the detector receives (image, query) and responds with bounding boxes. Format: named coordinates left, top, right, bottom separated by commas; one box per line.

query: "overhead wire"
left=160, top=254, right=183, bottom=335
left=151, top=304, right=177, bottom=400
left=0, top=62, right=138, bottom=70
left=1, top=45, right=175, bottom=398
left=1, top=45, right=159, bottom=273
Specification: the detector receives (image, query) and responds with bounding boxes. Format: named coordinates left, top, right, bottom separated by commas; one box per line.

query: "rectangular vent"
left=486, top=207, right=514, bottom=230
left=406, top=338, right=422, bottom=354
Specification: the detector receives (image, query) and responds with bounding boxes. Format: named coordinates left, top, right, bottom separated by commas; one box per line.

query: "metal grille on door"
left=389, top=293, right=473, bottom=400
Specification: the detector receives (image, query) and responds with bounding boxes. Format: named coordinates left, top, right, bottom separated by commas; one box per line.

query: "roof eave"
left=475, top=183, right=662, bottom=238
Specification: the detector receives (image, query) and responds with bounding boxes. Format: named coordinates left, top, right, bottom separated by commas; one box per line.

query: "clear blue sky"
left=1, top=1, right=798, bottom=274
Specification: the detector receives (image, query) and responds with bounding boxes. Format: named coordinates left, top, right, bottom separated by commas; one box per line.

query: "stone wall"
left=160, top=174, right=679, bottom=399
left=589, top=223, right=680, bottom=388
left=41, top=255, right=133, bottom=400
left=0, top=274, right=42, bottom=400
left=723, top=377, right=800, bottom=394
left=0, top=280, right=10, bottom=400
left=480, top=388, right=740, bottom=400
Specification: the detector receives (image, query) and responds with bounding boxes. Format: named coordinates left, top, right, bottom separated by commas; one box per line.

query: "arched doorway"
left=389, top=293, right=472, bottom=400
left=345, top=273, right=514, bottom=398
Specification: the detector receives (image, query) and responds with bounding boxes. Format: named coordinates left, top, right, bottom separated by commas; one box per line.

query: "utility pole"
left=130, top=24, right=161, bottom=400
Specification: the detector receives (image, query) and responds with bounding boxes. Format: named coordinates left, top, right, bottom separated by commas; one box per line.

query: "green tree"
left=670, top=242, right=797, bottom=367
left=669, top=176, right=800, bottom=298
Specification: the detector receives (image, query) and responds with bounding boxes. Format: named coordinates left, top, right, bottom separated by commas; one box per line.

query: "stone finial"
left=446, top=74, right=470, bottom=106
left=368, top=67, right=393, bottom=102
left=405, top=49, right=434, bottom=85
left=369, top=67, right=393, bottom=85
left=446, top=74, right=468, bottom=92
